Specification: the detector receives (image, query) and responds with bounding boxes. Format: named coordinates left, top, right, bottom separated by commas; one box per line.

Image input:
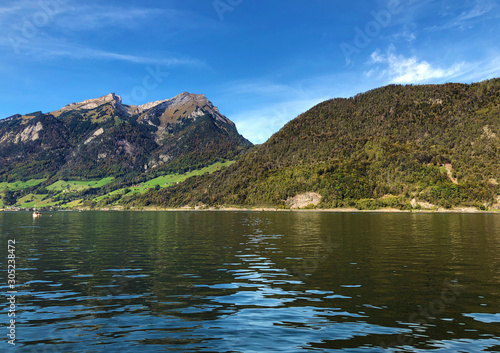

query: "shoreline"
left=2, top=206, right=496, bottom=214
left=136, top=207, right=499, bottom=214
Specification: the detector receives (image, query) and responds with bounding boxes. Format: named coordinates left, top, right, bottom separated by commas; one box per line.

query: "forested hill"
left=138, top=79, right=500, bottom=210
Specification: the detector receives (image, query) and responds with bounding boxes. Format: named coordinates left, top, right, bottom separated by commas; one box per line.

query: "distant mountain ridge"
left=0, top=92, right=251, bottom=180
left=50, top=92, right=232, bottom=125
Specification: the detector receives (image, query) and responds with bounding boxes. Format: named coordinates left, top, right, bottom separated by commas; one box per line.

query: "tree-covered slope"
left=137, top=79, right=500, bottom=210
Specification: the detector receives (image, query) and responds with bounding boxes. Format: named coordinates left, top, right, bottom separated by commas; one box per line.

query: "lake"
left=1, top=211, right=499, bottom=352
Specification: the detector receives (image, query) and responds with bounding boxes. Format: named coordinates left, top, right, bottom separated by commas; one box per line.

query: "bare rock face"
left=286, top=192, right=322, bottom=209
left=53, top=93, right=124, bottom=115
left=16, top=122, right=43, bottom=143
left=493, top=195, right=500, bottom=210
left=137, top=91, right=233, bottom=135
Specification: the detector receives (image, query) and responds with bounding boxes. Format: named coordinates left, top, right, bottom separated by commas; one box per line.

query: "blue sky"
left=0, top=0, right=499, bottom=143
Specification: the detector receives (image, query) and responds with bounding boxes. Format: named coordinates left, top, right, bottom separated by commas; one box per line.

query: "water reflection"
left=0, top=211, right=499, bottom=352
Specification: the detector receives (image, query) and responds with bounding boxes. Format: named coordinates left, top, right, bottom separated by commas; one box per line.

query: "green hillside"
left=0, top=179, right=45, bottom=191
left=46, top=178, right=115, bottom=191
left=134, top=79, right=500, bottom=210
left=2, top=161, right=235, bottom=209
left=88, top=161, right=234, bottom=207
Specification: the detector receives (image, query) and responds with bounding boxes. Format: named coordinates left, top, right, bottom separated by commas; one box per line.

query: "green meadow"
left=93, top=161, right=234, bottom=204
left=46, top=177, right=115, bottom=191
left=0, top=179, right=45, bottom=191
left=2, top=162, right=234, bottom=209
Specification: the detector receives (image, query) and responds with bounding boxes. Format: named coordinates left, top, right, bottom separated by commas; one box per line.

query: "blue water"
left=1, top=211, right=499, bottom=352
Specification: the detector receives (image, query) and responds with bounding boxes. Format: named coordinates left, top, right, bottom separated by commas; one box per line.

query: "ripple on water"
left=2, top=211, right=499, bottom=352
left=463, top=313, right=500, bottom=323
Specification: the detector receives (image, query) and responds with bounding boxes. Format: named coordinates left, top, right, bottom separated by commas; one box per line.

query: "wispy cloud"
left=221, top=73, right=369, bottom=143
left=392, top=27, right=416, bottom=42
left=0, top=0, right=70, bottom=22
left=452, top=53, right=500, bottom=82
left=220, top=80, right=308, bottom=99
left=0, top=32, right=206, bottom=68
left=52, top=6, right=179, bottom=31
left=233, top=97, right=328, bottom=144
left=426, top=0, right=496, bottom=31
left=455, top=0, right=495, bottom=21
left=368, top=46, right=465, bottom=83
left=0, top=5, right=23, bottom=14
left=1, top=1, right=162, bottom=28
left=220, top=80, right=319, bottom=143
left=34, top=43, right=206, bottom=67
left=2, top=1, right=216, bottom=34
left=0, top=1, right=207, bottom=69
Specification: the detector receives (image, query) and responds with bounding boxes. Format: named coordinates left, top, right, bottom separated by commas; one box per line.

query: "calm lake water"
left=1, top=211, right=499, bottom=352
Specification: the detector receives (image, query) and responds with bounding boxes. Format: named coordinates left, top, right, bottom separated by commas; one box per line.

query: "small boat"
left=33, top=211, right=42, bottom=218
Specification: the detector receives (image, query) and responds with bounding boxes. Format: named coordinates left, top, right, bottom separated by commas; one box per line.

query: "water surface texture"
left=1, top=211, right=499, bottom=352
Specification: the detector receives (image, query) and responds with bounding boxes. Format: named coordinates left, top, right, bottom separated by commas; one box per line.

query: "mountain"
left=137, top=79, right=500, bottom=210
left=0, top=92, right=251, bottom=180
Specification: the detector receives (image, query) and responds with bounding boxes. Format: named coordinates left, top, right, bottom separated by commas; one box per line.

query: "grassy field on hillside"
left=61, top=199, right=84, bottom=208
left=46, top=177, right=114, bottom=191
left=93, top=161, right=234, bottom=205
left=2, top=162, right=235, bottom=209
left=0, top=179, right=45, bottom=191
left=17, top=194, right=60, bottom=208
left=144, top=161, right=234, bottom=187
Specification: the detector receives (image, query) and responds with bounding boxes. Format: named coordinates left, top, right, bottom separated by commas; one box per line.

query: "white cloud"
left=368, top=47, right=465, bottom=84
left=393, top=30, right=416, bottom=42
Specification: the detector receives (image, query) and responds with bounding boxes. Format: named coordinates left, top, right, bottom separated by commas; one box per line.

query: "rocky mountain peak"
left=128, top=92, right=211, bottom=115
left=169, top=91, right=208, bottom=106
left=0, top=89, right=252, bottom=181
left=52, top=93, right=124, bottom=116
left=136, top=91, right=231, bottom=131
left=33, top=91, right=230, bottom=128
